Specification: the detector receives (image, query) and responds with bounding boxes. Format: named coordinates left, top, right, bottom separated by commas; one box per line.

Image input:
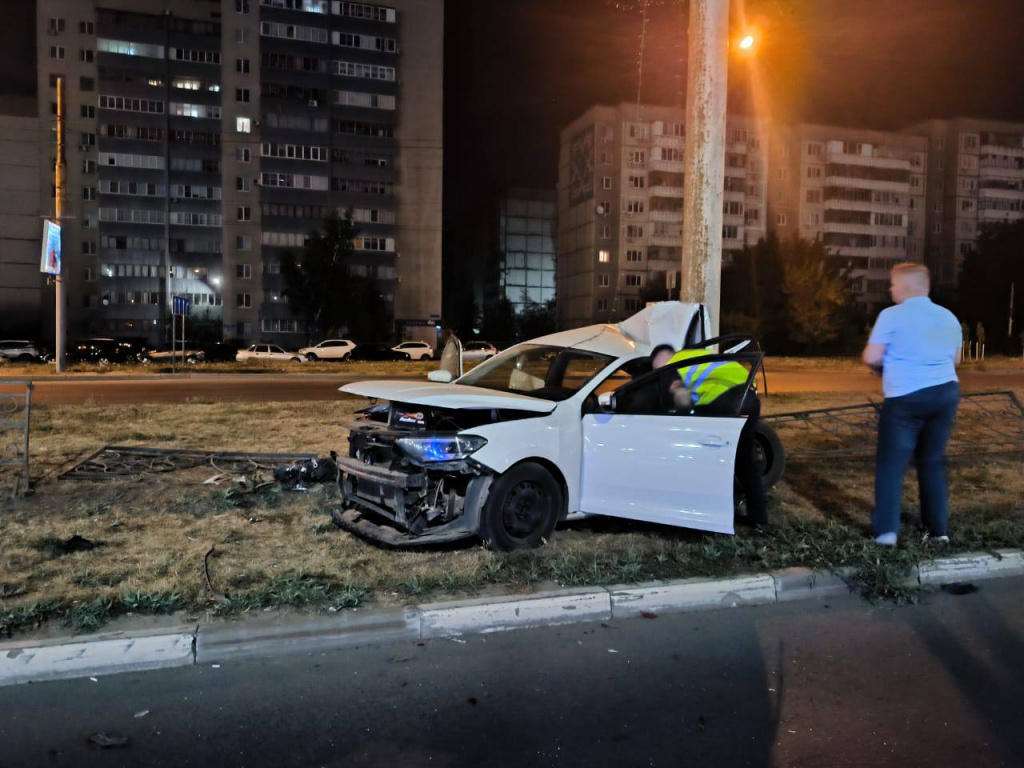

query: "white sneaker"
left=874, top=532, right=898, bottom=546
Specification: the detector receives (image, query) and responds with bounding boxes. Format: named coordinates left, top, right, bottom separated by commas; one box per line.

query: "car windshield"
left=457, top=344, right=614, bottom=401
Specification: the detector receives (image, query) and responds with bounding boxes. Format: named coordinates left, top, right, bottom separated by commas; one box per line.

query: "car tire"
left=290, top=357, right=302, bottom=363
left=306, top=353, right=318, bottom=362
left=342, top=353, right=351, bottom=362
left=754, top=422, right=785, bottom=490
left=424, top=353, right=433, bottom=361
left=479, top=462, right=562, bottom=551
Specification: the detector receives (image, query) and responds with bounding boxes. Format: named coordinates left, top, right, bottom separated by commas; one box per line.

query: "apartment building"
left=34, top=0, right=442, bottom=346
left=0, top=112, right=44, bottom=338
left=766, top=124, right=928, bottom=309
left=903, top=118, right=1024, bottom=291
left=556, top=104, right=767, bottom=329
left=494, top=188, right=556, bottom=313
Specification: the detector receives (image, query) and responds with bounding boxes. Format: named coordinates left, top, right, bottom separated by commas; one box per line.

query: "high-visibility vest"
left=668, top=348, right=750, bottom=405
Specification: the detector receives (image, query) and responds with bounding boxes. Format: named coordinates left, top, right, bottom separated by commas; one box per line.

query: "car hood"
left=339, top=380, right=557, bottom=412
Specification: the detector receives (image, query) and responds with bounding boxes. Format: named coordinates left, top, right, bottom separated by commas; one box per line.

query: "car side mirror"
left=427, top=369, right=453, bottom=383
left=597, top=391, right=615, bottom=412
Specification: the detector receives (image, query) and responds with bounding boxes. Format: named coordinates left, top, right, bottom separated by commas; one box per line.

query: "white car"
left=0, top=340, right=42, bottom=362
left=334, top=302, right=784, bottom=551
left=298, top=339, right=357, bottom=362
left=235, top=344, right=307, bottom=363
left=391, top=341, right=435, bottom=361
left=462, top=341, right=498, bottom=361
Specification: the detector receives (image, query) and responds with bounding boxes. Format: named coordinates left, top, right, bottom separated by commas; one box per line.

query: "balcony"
left=649, top=234, right=682, bottom=247
left=724, top=166, right=747, bottom=179
left=648, top=185, right=683, bottom=199
left=650, top=159, right=684, bottom=173
left=825, top=151, right=911, bottom=171
left=978, top=187, right=1024, bottom=200
left=822, top=222, right=905, bottom=236
left=828, top=245, right=907, bottom=258
left=652, top=134, right=684, bottom=149
left=650, top=209, right=682, bottom=223
left=825, top=175, right=910, bottom=193
left=979, top=163, right=1024, bottom=179
left=978, top=208, right=1023, bottom=223
left=823, top=199, right=908, bottom=214
left=980, top=143, right=1024, bottom=158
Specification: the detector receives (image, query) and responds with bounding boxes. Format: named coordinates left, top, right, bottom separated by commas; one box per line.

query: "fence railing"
left=0, top=381, right=32, bottom=497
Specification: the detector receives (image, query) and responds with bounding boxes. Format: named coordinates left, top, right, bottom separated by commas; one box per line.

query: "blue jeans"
left=873, top=381, right=960, bottom=537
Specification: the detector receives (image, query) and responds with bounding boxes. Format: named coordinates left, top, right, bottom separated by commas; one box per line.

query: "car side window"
left=614, top=355, right=758, bottom=418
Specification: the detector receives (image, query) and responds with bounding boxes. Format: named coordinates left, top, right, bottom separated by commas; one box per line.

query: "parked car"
left=298, top=339, right=357, bottom=362
left=462, top=341, right=498, bottom=361
left=143, top=343, right=205, bottom=364
left=235, top=344, right=307, bottom=363
left=348, top=343, right=410, bottom=362
left=0, top=340, right=42, bottom=362
left=201, top=339, right=245, bottom=363
left=67, top=338, right=142, bottom=364
left=334, top=302, right=785, bottom=551
left=391, top=341, right=434, bottom=361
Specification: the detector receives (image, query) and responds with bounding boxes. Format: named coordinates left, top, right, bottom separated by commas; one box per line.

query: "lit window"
left=598, top=250, right=611, bottom=263
left=236, top=117, right=252, bottom=133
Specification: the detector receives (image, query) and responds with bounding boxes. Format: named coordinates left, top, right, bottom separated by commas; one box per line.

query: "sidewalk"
left=3, top=549, right=1021, bottom=687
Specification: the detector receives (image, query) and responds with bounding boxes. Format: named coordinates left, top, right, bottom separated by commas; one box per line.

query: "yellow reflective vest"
left=668, top=348, right=750, bottom=405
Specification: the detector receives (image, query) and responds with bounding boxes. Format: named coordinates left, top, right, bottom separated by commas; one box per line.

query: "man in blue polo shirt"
left=863, top=263, right=962, bottom=546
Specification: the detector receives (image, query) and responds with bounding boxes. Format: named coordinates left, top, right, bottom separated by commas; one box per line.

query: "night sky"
left=4, top=0, right=1024, bottom=224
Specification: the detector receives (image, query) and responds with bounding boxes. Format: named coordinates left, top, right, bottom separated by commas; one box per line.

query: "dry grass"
left=1, top=391, right=1023, bottom=637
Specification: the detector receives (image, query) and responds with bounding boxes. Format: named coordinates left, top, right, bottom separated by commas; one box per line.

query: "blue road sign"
left=172, top=296, right=191, bottom=317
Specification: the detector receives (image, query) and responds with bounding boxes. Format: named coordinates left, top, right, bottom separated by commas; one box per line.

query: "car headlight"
left=396, top=435, right=487, bottom=463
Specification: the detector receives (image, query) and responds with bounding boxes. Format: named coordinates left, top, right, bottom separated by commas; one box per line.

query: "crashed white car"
left=335, top=302, right=784, bottom=550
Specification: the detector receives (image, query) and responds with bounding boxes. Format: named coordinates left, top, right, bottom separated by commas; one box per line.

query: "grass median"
left=1, top=392, right=1022, bottom=638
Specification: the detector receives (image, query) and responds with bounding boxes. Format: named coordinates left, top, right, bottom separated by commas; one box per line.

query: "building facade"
left=34, top=0, right=442, bottom=346
left=494, top=187, right=556, bottom=313
left=766, top=124, right=928, bottom=309
left=904, top=118, right=1024, bottom=291
left=556, top=104, right=766, bottom=329
left=0, top=114, right=44, bottom=339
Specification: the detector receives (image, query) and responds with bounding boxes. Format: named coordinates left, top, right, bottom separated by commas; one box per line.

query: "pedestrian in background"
left=862, top=264, right=962, bottom=546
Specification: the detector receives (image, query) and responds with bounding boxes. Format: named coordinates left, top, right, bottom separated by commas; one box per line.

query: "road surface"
left=2, top=577, right=1022, bottom=767
left=1, top=369, right=1022, bottom=405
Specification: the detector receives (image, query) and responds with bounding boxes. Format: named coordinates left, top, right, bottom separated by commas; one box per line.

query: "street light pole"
left=55, top=77, right=67, bottom=373
left=680, top=0, right=730, bottom=336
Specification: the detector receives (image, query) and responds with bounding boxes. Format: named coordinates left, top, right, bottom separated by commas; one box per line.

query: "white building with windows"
left=556, top=103, right=766, bottom=329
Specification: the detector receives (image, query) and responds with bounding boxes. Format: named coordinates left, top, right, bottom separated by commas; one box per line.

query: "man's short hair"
left=891, top=263, right=931, bottom=291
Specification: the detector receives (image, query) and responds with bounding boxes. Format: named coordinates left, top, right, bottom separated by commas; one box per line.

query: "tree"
left=518, top=297, right=557, bottom=340
left=481, top=296, right=517, bottom=346
left=958, top=220, right=1024, bottom=354
left=281, top=212, right=390, bottom=340
left=780, top=236, right=852, bottom=352
left=721, top=234, right=787, bottom=349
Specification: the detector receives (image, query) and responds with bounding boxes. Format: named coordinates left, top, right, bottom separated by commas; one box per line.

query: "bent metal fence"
left=0, top=381, right=32, bottom=497
left=763, top=391, right=1024, bottom=463
left=59, top=446, right=318, bottom=480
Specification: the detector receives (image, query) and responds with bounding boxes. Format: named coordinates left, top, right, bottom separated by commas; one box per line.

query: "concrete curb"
left=0, top=625, right=196, bottom=686
left=2, top=550, right=1022, bottom=687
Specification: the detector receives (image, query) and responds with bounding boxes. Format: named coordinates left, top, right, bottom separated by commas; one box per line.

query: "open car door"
left=579, top=348, right=762, bottom=535
left=427, top=335, right=463, bottom=382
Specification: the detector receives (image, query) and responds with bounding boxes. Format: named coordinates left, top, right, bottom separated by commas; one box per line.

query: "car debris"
left=273, top=454, right=339, bottom=489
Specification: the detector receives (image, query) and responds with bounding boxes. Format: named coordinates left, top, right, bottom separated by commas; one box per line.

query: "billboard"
left=40, top=219, right=62, bottom=276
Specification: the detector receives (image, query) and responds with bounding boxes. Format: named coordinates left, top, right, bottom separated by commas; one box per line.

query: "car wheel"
left=342, top=353, right=351, bottom=362
left=479, top=462, right=562, bottom=551
left=306, top=353, right=318, bottom=361
left=403, top=353, right=411, bottom=361
left=290, top=357, right=302, bottom=363
left=424, top=353, right=434, bottom=361
left=754, top=422, right=785, bottom=490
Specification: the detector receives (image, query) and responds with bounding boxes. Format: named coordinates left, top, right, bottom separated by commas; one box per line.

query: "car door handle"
left=700, top=436, right=729, bottom=449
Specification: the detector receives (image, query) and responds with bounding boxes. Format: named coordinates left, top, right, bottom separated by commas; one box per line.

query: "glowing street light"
left=739, top=34, right=755, bottom=50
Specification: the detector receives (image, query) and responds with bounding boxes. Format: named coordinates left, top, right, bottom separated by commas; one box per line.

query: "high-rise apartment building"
left=904, top=118, right=1024, bottom=291
left=767, top=124, right=928, bottom=309
left=556, top=104, right=766, bottom=329
left=34, top=0, right=442, bottom=346
left=0, top=113, right=43, bottom=338
left=494, top=187, right=556, bottom=313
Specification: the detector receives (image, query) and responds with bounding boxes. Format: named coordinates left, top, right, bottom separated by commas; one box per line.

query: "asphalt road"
left=2, top=369, right=1023, bottom=406
left=2, top=577, right=1022, bottom=767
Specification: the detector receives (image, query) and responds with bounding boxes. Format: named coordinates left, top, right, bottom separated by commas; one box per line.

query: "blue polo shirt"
left=868, top=296, right=961, bottom=398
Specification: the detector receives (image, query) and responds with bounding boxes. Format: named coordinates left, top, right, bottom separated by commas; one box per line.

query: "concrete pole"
left=55, top=77, right=67, bottom=373
left=680, top=0, right=730, bottom=336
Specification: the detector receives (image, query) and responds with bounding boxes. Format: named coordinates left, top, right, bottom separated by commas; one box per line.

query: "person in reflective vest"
left=667, top=348, right=767, bottom=526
